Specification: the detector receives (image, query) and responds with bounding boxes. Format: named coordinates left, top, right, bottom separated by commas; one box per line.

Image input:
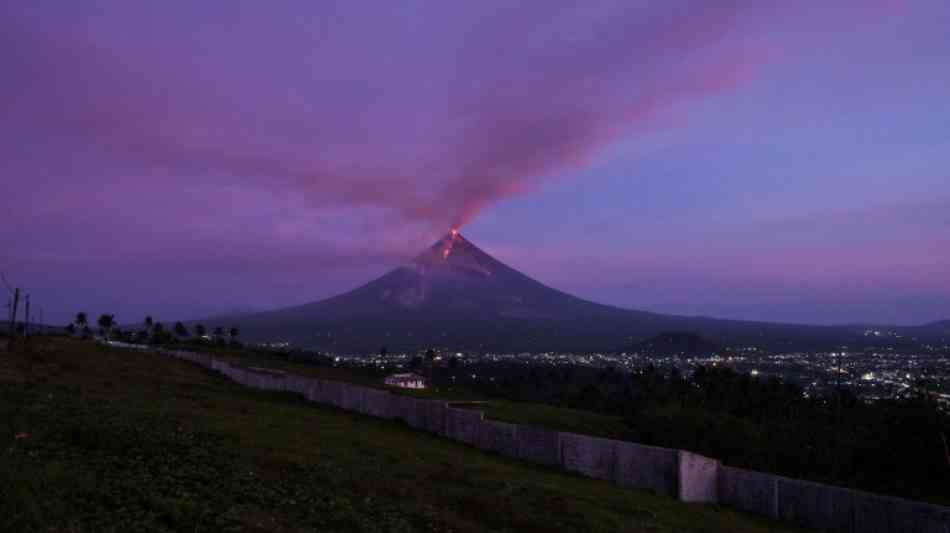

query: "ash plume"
left=0, top=1, right=896, bottom=234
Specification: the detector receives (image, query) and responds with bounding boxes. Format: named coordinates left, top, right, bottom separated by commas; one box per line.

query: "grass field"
left=206, top=346, right=635, bottom=440
left=0, top=338, right=801, bottom=532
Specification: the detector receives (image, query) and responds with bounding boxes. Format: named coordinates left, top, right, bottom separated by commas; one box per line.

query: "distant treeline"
left=57, top=312, right=244, bottom=349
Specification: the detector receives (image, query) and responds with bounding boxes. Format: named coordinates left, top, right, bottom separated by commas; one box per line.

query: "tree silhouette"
left=174, top=321, right=189, bottom=338
left=195, top=324, right=207, bottom=338
left=65, top=323, right=76, bottom=335
left=228, top=327, right=239, bottom=340
left=75, top=312, right=88, bottom=330
left=97, top=314, right=115, bottom=339
left=152, top=322, right=166, bottom=344
left=141, top=316, right=154, bottom=341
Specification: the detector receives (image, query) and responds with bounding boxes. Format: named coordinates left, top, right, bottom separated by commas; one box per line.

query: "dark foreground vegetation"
left=0, top=337, right=797, bottom=533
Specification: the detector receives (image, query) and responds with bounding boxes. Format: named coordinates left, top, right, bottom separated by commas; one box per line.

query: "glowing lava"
left=442, top=228, right=460, bottom=260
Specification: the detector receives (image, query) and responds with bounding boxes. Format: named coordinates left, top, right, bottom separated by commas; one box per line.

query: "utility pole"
left=1, top=273, right=19, bottom=349
left=23, top=293, right=30, bottom=339
left=8, top=287, right=19, bottom=348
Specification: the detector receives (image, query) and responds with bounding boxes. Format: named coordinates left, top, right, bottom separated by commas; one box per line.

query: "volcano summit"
left=203, top=232, right=924, bottom=353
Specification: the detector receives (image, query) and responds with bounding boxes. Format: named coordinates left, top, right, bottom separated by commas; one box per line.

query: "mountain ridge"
left=198, top=232, right=946, bottom=353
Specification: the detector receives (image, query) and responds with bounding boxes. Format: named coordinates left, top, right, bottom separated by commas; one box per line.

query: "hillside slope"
left=0, top=338, right=799, bottom=532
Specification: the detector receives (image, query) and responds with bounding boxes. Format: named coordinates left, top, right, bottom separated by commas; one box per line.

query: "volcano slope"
left=0, top=337, right=800, bottom=532
left=206, top=231, right=868, bottom=353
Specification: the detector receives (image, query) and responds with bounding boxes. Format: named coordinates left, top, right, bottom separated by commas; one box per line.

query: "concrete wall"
left=388, top=394, right=416, bottom=423
left=423, top=400, right=447, bottom=436
left=404, top=398, right=428, bottom=431
left=719, top=466, right=778, bottom=518
left=340, top=384, right=366, bottom=412
left=559, top=433, right=616, bottom=481
left=305, top=379, right=324, bottom=403
left=284, top=375, right=313, bottom=397
left=142, top=346, right=950, bottom=533
left=718, top=467, right=950, bottom=533
left=775, top=477, right=853, bottom=531
left=444, top=407, right=483, bottom=446
left=851, top=491, right=950, bottom=533
left=247, top=370, right=284, bottom=392
left=477, top=420, right=518, bottom=457
left=515, top=426, right=560, bottom=467
left=678, top=451, right=719, bottom=503
left=319, top=380, right=345, bottom=407
left=362, top=388, right=394, bottom=419
left=229, top=366, right=251, bottom=387
left=613, top=441, right=678, bottom=497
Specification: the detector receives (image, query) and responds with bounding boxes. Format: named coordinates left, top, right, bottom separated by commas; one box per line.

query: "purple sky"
left=2, top=0, right=948, bottom=327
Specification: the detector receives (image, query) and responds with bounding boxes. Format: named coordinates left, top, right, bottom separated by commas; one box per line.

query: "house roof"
left=386, top=373, right=425, bottom=380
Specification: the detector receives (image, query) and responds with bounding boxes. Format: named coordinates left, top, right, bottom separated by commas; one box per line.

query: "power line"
left=0, top=272, right=14, bottom=295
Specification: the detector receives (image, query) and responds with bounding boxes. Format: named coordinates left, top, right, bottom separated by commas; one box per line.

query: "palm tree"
left=75, top=312, right=88, bottom=331
left=152, top=322, right=166, bottom=344
left=173, top=321, right=189, bottom=338
left=97, top=314, right=115, bottom=339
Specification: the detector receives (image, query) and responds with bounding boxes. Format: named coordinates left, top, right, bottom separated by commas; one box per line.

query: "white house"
left=384, top=372, right=426, bottom=389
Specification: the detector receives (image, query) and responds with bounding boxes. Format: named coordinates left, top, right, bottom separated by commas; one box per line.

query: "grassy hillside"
left=0, top=338, right=800, bottom=532
left=202, top=346, right=634, bottom=440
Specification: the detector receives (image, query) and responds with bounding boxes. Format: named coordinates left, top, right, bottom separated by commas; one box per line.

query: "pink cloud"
left=2, top=1, right=889, bottom=235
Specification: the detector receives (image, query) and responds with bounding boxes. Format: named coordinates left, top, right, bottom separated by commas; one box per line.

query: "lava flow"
left=442, top=227, right=460, bottom=259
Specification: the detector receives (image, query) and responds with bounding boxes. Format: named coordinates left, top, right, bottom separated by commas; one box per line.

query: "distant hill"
left=909, top=320, right=950, bottom=342
left=198, top=232, right=934, bottom=354
left=634, top=332, right=724, bottom=357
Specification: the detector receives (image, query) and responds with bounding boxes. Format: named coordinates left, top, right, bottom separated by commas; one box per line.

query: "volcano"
left=202, top=232, right=920, bottom=353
